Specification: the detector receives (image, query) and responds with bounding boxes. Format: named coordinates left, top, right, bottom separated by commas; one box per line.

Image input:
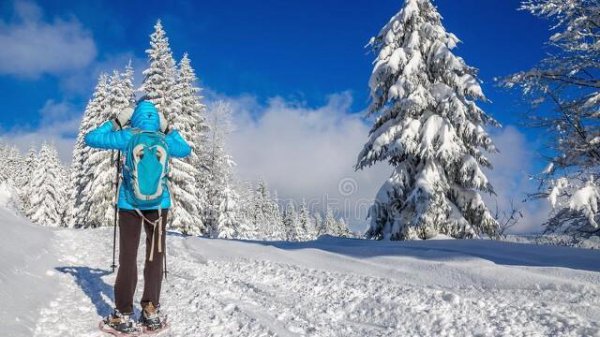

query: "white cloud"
left=0, top=0, right=97, bottom=78
left=485, top=126, right=550, bottom=234
left=219, top=92, right=391, bottom=231
left=0, top=100, right=80, bottom=162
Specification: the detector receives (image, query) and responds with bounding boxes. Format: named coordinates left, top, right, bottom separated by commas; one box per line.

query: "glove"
left=113, top=106, right=134, bottom=129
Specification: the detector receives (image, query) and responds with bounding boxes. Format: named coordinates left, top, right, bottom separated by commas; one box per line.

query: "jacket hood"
left=131, top=100, right=162, bottom=131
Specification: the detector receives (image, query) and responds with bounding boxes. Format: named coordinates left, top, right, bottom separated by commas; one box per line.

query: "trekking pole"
left=111, top=150, right=122, bottom=273
left=164, top=245, right=168, bottom=281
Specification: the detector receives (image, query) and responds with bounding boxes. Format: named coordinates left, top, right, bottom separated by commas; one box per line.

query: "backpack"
left=122, top=130, right=169, bottom=209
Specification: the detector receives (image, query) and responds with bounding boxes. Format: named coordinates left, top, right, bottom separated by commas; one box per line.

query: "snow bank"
left=0, top=206, right=58, bottom=336
left=0, top=182, right=21, bottom=214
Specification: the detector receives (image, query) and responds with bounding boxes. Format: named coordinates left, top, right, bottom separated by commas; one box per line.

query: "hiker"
left=85, top=100, right=191, bottom=333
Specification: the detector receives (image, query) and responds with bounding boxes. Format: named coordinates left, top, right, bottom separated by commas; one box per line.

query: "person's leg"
left=114, top=210, right=142, bottom=314
left=141, top=209, right=168, bottom=308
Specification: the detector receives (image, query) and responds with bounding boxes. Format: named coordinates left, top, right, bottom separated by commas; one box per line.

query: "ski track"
left=33, top=228, right=600, bottom=337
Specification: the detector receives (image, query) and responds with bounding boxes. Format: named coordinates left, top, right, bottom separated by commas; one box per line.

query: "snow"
left=569, top=182, right=600, bottom=228
left=0, top=207, right=58, bottom=336
left=0, top=182, right=20, bottom=213
left=1, top=207, right=599, bottom=336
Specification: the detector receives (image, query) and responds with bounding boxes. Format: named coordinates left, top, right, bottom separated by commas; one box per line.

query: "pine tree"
left=141, top=19, right=177, bottom=118
left=28, top=143, right=66, bottom=227
left=85, top=70, right=132, bottom=227
left=204, top=101, right=238, bottom=236
left=248, top=180, right=284, bottom=240
left=335, top=218, right=352, bottom=238
left=169, top=54, right=208, bottom=235
left=282, top=202, right=300, bottom=241
left=15, top=145, right=37, bottom=213
left=356, top=0, right=499, bottom=240
left=297, top=199, right=315, bottom=241
left=0, top=144, right=21, bottom=188
left=313, top=212, right=323, bottom=238
left=320, top=206, right=338, bottom=236
left=215, top=185, right=243, bottom=239
left=0, top=145, right=9, bottom=184
left=234, top=180, right=257, bottom=239
left=70, top=73, right=111, bottom=228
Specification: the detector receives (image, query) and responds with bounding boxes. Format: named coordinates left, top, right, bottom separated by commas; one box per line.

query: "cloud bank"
left=0, top=1, right=97, bottom=78
left=220, top=92, right=391, bottom=231
left=219, top=93, right=549, bottom=233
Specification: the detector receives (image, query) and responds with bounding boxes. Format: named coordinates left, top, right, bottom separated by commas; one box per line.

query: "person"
left=85, top=100, right=191, bottom=333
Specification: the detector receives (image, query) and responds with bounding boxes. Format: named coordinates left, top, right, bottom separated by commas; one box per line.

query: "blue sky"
left=0, top=0, right=550, bottom=127
left=0, top=0, right=555, bottom=231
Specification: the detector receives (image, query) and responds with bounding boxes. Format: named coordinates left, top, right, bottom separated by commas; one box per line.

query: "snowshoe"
left=99, top=310, right=140, bottom=336
left=139, top=302, right=168, bottom=333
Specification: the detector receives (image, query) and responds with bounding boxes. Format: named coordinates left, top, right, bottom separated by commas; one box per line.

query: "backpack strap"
left=135, top=208, right=163, bottom=262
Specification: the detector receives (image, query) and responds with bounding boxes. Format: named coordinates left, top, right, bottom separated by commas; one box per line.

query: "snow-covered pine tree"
left=313, top=212, right=323, bottom=238
left=28, top=143, right=66, bottom=227
left=122, top=61, right=136, bottom=106
left=168, top=53, right=208, bottom=235
left=282, top=201, right=300, bottom=241
left=356, top=0, right=499, bottom=240
left=504, top=0, right=600, bottom=238
left=59, top=165, right=71, bottom=223
left=335, top=218, right=352, bottom=238
left=233, top=180, right=257, bottom=239
left=204, top=101, right=239, bottom=236
left=70, top=73, right=111, bottom=228
left=0, top=144, right=21, bottom=185
left=297, top=199, right=316, bottom=240
left=0, top=144, right=13, bottom=183
left=85, top=70, right=132, bottom=227
left=141, top=19, right=177, bottom=118
left=269, top=190, right=285, bottom=240
left=249, top=180, right=284, bottom=240
left=320, top=206, right=338, bottom=236
left=15, top=145, right=36, bottom=212
left=216, top=185, right=243, bottom=239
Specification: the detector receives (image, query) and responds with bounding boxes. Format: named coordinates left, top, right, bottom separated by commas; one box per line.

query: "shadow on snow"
left=55, top=266, right=114, bottom=317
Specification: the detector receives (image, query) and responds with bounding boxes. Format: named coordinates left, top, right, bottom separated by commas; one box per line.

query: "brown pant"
left=114, top=209, right=168, bottom=314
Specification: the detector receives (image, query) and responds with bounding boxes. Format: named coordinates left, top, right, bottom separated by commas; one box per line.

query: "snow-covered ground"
left=2, top=208, right=600, bottom=337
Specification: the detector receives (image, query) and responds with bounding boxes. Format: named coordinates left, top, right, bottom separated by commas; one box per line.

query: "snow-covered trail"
left=25, top=226, right=600, bottom=337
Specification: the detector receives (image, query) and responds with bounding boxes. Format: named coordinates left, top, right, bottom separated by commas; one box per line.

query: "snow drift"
left=0, top=203, right=58, bottom=336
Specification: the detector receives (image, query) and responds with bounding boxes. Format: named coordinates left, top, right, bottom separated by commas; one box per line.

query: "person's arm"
left=165, top=129, right=192, bottom=158
left=84, top=121, right=130, bottom=151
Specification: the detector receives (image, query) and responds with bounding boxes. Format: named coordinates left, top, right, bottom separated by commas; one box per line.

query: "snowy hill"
left=2, top=208, right=600, bottom=337
left=0, top=207, right=59, bottom=336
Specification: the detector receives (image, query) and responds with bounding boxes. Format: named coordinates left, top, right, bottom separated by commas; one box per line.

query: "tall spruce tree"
left=356, top=0, right=499, bottom=240
left=70, top=73, right=111, bottom=228
left=169, top=54, right=208, bottom=235
left=216, top=185, right=243, bottom=238
left=283, top=202, right=300, bottom=241
left=16, top=145, right=37, bottom=213
left=203, top=101, right=240, bottom=236
left=297, top=199, right=316, bottom=240
left=141, top=20, right=177, bottom=118
left=85, top=70, right=133, bottom=227
left=28, top=143, right=66, bottom=227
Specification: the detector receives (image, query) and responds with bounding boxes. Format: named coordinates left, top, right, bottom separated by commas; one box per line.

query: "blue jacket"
left=84, top=101, right=192, bottom=210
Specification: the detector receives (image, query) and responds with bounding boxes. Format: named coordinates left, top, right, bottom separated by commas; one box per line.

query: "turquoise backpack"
left=122, top=130, right=169, bottom=209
